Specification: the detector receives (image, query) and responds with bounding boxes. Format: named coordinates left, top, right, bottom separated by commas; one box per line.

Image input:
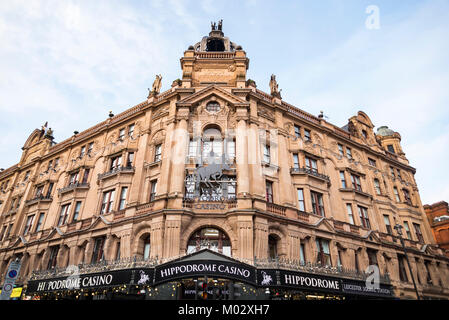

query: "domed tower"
left=376, top=126, right=406, bottom=158
left=180, top=20, right=249, bottom=88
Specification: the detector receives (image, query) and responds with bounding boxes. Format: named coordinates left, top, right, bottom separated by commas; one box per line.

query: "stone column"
left=120, top=232, right=132, bottom=259
left=253, top=217, right=268, bottom=259
left=157, top=117, right=176, bottom=199
left=127, top=119, right=151, bottom=207
left=235, top=109, right=251, bottom=209
left=277, top=131, right=294, bottom=206
left=102, top=235, right=113, bottom=260
left=168, top=114, right=189, bottom=207
left=236, top=215, right=253, bottom=261
left=163, top=214, right=182, bottom=258
left=84, top=239, right=95, bottom=263
left=151, top=216, right=165, bottom=259
left=287, top=230, right=301, bottom=261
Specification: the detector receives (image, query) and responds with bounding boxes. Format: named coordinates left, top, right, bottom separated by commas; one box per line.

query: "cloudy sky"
left=0, top=0, right=448, bottom=205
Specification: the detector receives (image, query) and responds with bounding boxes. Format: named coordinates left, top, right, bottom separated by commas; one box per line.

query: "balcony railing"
left=25, top=195, right=53, bottom=206
left=290, top=167, right=330, bottom=182
left=58, top=182, right=90, bottom=195
left=266, top=202, right=286, bottom=216
left=97, top=166, right=135, bottom=180
left=254, top=257, right=391, bottom=284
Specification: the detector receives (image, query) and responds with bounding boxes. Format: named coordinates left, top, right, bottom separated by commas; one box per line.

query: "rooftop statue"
left=150, top=74, right=162, bottom=96
left=269, top=74, right=282, bottom=98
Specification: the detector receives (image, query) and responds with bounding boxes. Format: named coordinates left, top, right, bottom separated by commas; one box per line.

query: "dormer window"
left=362, top=130, right=368, bottom=139
left=387, top=144, right=395, bottom=153
left=87, top=142, right=94, bottom=155
left=119, top=128, right=125, bottom=140
left=206, top=101, right=220, bottom=113
left=128, top=124, right=135, bottom=137
left=80, top=146, right=86, bottom=157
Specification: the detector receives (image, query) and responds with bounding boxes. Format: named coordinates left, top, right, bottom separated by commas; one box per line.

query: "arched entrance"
left=186, top=227, right=231, bottom=256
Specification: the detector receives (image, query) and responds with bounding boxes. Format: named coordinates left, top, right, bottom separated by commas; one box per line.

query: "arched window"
left=187, top=228, right=231, bottom=256
left=143, top=235, right=151, bottom=260
left=202, top=127, right=222, bottom=163
left=268, top=235, right=279, bottom=260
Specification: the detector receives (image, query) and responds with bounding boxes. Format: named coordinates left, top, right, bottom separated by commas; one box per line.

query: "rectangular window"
left=119, top=187, right=128, bottom=210
left=293, top=153, right=300, bottom=169
left=126, top=152, right=134, bottom=167
left=346, top=204, right=355, bottom=225
left=128, top=124, right=135, bottom=137
left=16, top=196, right=22, bottom=209
left=23, top=215, right=35, bottom=235
left=387, top=144, right=395, bottom=153
left=316, top=238, right=331, bottom=266
left=404, top=221, right=412, bottom=240
left=368, top=158, right=377, bottom=167
left=46, top=183, right=54, bottom=198
left=150, top=180, right=157, bottom=202
left=9, top=198, right=16, bottom=210
left=91, top=237, right=106, bottom=263
left=350, top=173, right=362, bottom=191
left=367, top=249, right=378, bottom=267
left=304, top=129, right=311, bottom=142
left=297, top=188, right=305, bottom=211
left=384, top=215, right=392, bottom=234
left=227, top=140, right=236, bottom=159
left=398, top=255, right=409, bottom=282
left=24, top=171, right=30, bottom=182
left=263, top=145, right=270, bottom=163
left=69, top=172, right=79, bottom=185
left=300, top=243, right=306, bottom=265
left=119, top=128, right=125, bottom=140
left=35, top=213, right=45, bottom=232
left=294, top=125, right=301, bottom=138
left=266, top=181, right=273, bottom=203
left=340, top=171, right=347, bottom=188
left=311, top=191, right=325, bottom=216
left=154, top=144, right=162, bottom=162
left=5, top=224, right=13, bottom=239
left=374, top=179, right=381, bottom=195
left=47, top=161, right=53, bottom=171
left=80, top=146, right=86, bottom=157
left=403, top=189, right=412, bottom=205
left=81, top=169, right=90, bottom=184
left=54, top=157, right=59, bottom=168
left=397, top=169, right=402, bottom=180
left=115, top=241, right=121, bottom=260
left=73, top=201, right=82, bottom=222
left=47, top=246, right=59, bottom=269
left=101, top=190, right=115, bottom=214
left=390, top=166, right=395, bottom=178
left=338, top=144, right=344, bottom=156
left=354, top=251, right=360, bottom=272
left=305, top=157, right=318, bottom=173
left=0, top=225, right=7, bottom=241
left=110, top=156, right=122, bottom=170
left=58, top=203, right=71, bottom=226
left=413, top=223, right=424, bottom=243
left=346, top=147, right=353, bottom=159
left=87, top=142, right=94, bottom=155
left=393, top=187, right=400, bottom=202
left=35, top=185, right=44, bottom=197
left=189, top=139, right=198, bottom=157
left=358, top=206, right=371, bottom=229
left=424, top=261, right=432, bottom=284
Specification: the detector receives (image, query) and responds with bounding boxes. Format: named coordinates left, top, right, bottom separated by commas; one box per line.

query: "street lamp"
left=394, top=224, right=420, bottom=300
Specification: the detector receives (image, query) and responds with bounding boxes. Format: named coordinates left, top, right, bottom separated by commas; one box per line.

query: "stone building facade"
left=424, top=201, right=449, bottom=257
left=0, top=24, right=448, bottom=300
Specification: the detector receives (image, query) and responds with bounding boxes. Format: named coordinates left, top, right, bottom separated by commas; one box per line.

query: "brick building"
left=0, top=23, right=448, bottom=300
left=424, top=201, right=449, bottom=257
